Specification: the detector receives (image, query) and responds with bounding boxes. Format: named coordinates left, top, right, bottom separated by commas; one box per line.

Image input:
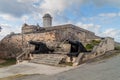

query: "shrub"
left=115, top=46, right=120, bottom=50
left=0, top=58, right=16, bottom=68
left=91, top=40, right=101, bottom=45
left=86, top=44, right=94, bottom=51
left=85, top=40, right=101, bottom=51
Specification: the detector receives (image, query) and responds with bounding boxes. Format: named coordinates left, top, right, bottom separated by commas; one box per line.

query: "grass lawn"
left=0, top=58, right=16, bottom=68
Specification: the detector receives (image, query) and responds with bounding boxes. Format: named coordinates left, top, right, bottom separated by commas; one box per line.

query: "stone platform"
left=30, top=54, right=67, bottom=66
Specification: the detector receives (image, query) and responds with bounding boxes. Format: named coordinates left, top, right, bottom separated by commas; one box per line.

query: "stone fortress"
left=0, top=13, right=115, bottom=66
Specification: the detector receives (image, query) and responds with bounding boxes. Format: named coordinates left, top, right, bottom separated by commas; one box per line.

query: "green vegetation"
left=0, top=58, right=16, bottom=68
left=85, top=40, right=101, bottom=51
left=86, top=44, right=94, bottom=51
left=115, top=46, right=120, bottom=50
left=64, top=62, right=73, bottom=66
left=59, top=62, right=73, bottom=66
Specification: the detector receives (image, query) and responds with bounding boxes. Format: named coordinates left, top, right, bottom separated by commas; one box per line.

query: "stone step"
left=30, top=58, right=62, bottom=65
left=34, top=54, right=64, bottom=57
left=31, top=59, right=60, bottom=64
left=33, top=54, right=64, bottom=60
left=30, top=54, right=66, bottom=65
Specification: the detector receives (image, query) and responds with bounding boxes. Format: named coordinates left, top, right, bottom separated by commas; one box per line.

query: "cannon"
left=66, top=40, right=87, bottom=57
left=29, top=41, right=54, bottom=54
left=28, top=40, right=87, bottom=56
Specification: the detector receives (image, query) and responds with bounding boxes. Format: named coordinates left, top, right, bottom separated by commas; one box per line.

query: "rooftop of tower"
left=43, top=13, right=52, bottom=18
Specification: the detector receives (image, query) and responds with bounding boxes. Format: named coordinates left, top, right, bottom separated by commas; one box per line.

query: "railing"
left=16, top=49, right=29, bottom=63
left=91, top=46, right=98, bottom=53
left=73, top=38, right=112, bottom=66
left=91, top=38, right=108, bottom=55
left=16, top=46, right=34, bottom=63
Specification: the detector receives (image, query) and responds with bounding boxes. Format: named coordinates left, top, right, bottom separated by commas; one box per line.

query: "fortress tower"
left=43, top=13, right=52, bottom=27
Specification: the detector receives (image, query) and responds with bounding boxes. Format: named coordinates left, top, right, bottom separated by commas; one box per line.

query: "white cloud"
left=0, top=0, right=119, bottom=23
left=100, top=28, right=120, bottom=41
left=0, top=13, right=30, bottom=23
left=0, top=13, right=18, bottom=21
left=81, top=12, right=120, bottom=25
left=0, top=24, right=21, bottom=40
left=99, top=13, right=117, bottom=17
left=91, top=0, right=120, bottom=7
left=0, top=0, right=38, bottom=18
left=0, top=0, right=120, bottom=21
left=101, top=28, right=120, bottom=37
left=0, top=0, right=120, bottom=42
left=76, top=22, right=101, bottom=35
left=39, top=0, right=83, bottom=15
left=17, top=0, right=39, bottom=3
left=76, top=22, right=120, bottom=42
left=21, top=15, right=29, bottom=23
left=118, top=12, right=120, bottom=16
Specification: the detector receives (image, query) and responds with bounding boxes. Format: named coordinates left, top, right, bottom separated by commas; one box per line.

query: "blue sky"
left=0, top=0, right=120, bottom=42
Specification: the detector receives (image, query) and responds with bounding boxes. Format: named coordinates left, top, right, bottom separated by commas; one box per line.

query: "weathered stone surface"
left=43, top=13, right=52, bottom=27
left=0, top=23, right=100, bottom=58
left=73, top=37, right=115, bottom=65
left=30, top=54, right=66, bottom=65
left=1, top=13, right=115, bottom=63
left=22, top=23, right=40, bottom=34
left=92, top=37, right=114, bottom=54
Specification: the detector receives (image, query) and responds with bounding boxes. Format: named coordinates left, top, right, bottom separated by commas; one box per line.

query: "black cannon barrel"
left=67, top=40, right=87, bottom=57
left=68, top=40, right=78, bottom=45
left=28, top=40, right=54, bottom=54
left=29, top=41, right=45, bottom=45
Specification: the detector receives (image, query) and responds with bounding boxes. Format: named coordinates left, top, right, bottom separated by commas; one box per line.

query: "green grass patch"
left=85, top=44, right=94, bottom=51
left=0, top=58, right=16, bottom=68
left=59, top=62, right=73, bottom=66
left=115, top=46, right=120, bottom=50
left=64, top=62, right=73, bottom=66
left=85, top=40, right=101, bottom=51
left=91, top=40, right=101, bottom=45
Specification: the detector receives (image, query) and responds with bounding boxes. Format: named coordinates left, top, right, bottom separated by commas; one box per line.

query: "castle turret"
left=43, top=13, right=52, bottom=27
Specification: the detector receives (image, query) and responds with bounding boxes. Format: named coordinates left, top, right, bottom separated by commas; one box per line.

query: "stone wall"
left=21, top=24, right=99, bottom=43
left=22, top=31, right=56, bottom=44
left=92, top=37, right=114, bottom=54
left=0, top=31, right=56, bottom=58
left=0, top=24, right=100, bottom=58
left=22, top=24, right=39, bottom=34
left=0, top=34, right=22, bottom=58
left=73, top=37, right=115, bottom=66
left=53, top=24, right=99, bottom=43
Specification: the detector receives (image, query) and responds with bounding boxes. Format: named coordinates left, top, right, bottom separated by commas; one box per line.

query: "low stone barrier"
left=73, top=37, right=115, bottom=66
